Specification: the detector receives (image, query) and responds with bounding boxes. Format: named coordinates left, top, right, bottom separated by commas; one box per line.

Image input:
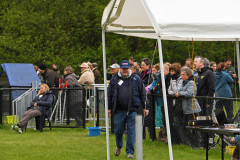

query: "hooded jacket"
left=179, top=76, right=201, bottom=114
left=215, top=71, right=234, bottom=98
left=108, top=70, right=147, bottom=113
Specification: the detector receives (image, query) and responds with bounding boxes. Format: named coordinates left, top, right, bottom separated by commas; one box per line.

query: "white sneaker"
left=127, top=154, right=134, bottom=159
left=14, top=125, right=22, bottom=134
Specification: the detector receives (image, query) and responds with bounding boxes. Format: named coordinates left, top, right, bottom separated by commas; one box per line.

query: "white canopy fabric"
left=102, top=0, right=240, bottom=41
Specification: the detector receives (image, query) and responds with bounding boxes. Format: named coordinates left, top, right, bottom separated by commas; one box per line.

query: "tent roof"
left=102, top=0, right=240, bottom=41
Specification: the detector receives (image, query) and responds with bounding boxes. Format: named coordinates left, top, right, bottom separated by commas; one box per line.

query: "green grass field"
left=0, top=123, right=233, bottom=160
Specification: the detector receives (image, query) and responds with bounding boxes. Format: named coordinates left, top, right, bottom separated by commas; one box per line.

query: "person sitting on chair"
left=15, top=83, right=54, bottom=133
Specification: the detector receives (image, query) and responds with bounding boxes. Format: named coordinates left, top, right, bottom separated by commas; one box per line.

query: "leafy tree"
left=0, top=0, right=238, bottom=82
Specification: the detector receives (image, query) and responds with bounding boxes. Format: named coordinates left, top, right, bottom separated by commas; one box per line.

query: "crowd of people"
left=29, top=62, right=101, bottom=130
left=29, top=56, right=238, bottom=158
left=34, top=62, right=101, bottom=88
left=107, top=56, right=238, bottom=155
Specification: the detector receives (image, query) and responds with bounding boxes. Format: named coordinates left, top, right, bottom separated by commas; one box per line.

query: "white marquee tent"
left=101, top=0, right=240, bottom=159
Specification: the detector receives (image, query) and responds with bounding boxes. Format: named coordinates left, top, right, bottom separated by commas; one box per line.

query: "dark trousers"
left=216, top=99, right=234, bottom=122
left=161, top=97, right=181, bottom=145
left=143, top=94, right=156, bottom=141
left=67, top=103, right=83, bottom=126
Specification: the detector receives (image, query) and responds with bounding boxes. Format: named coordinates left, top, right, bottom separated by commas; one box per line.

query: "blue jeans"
left=114, top=110, right=137, bottom=155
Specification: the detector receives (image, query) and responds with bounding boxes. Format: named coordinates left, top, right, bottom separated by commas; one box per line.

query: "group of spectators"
left=32, top=62, right=101, bottom=128
left=107, top=56, right=238, bottom=151
left=34, top=62, right=101, bottom=88
left=12, top=55, right=236, bottom=158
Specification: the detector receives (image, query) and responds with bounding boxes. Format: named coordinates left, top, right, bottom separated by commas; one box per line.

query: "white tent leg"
left=136, top=115, right=143, bottom=160
left=236, top=39, right=240, bottom=92
left=157, top=37, right=173, bottom=160
left=102, top=29, right=110, bottom=160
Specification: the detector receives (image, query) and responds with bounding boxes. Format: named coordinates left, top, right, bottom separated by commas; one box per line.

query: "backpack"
left=151, top=74, right=162, bottom=95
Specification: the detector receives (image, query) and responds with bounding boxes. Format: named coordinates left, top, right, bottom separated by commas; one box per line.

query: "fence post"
left=0, top=89, right=3, bottom=125
left=96, top=88, right=99, bottom=127
left=83, top=88, right=86, bottom=128
left=8, top=89, right=11, bottom=115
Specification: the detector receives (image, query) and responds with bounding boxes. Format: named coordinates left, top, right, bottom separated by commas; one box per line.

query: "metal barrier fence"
left=12, top=84, right=36, bottom=128
left=0, top=86, right=32, bottom=125
left=49, top=87, right=86, bottom=128
left=0, top=86, right=86, bottom=129
left=84, top=84, right=109, bottom=129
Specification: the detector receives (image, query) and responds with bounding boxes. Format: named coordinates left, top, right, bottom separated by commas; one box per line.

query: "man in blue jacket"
left=108, top=60, right=149, bottom=159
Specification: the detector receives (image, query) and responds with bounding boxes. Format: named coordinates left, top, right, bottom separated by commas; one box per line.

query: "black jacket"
left=92, top=67, right=100, bottom=84
left=140, top=69, right=153, bottom=87
left=41, top=69, right=61, bottom=88
left=197, top=67, right=215, bottom=97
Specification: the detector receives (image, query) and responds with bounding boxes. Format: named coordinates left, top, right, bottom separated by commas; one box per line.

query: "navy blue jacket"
left=108, top=72, right=147, bottom=113
left=30, top=91, right=54, bottom=113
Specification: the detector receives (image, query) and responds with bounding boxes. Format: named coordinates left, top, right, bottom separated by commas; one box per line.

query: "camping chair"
left=25, top=94, right=56, bottom=132
left=24, top=107, right=52, bottom=132
left=35, top=107, right=52, bottom=132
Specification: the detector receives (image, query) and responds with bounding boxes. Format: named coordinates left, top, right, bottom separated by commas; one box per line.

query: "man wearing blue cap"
left=108, top=60, right=149, bottom=159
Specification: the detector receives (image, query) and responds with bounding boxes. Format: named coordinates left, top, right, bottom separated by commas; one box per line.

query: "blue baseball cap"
left=120, top=60, right=131, bottom=69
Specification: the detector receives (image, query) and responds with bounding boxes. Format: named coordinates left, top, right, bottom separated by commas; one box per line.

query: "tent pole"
left=157, top=37, right=174, bottom=160
left=102, top=0, right=117, bottom=30
left=102, top=29, right=110, bottom=160
left=236, top=39, right=240, bottom=92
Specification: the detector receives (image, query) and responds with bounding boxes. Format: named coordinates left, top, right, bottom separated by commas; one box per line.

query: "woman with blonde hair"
left=15, top=83, right=54, bottom=133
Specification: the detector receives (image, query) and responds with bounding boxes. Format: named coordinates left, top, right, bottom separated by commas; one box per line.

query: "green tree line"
left=0, top=0, right=238, bottom=78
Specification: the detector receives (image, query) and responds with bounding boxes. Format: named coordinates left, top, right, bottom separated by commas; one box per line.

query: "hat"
left=109, top=63, right=120, bottom=69
left=38, top=63, right=47, bottom=70
left=92, top=63, right=98, bottom=68
left=120, top=60, right=131, bottom=69
left=79, top=62, right=88, bottom=68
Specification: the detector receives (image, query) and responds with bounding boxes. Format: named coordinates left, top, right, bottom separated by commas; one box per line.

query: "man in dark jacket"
left=38, top=63, right=61, bottom=88
left=194, top=56, right=215, bottom=148
left=224, top=58, right=238, bottom=97
left=108, top=60, right=149, bottom=159
left=194, top=56, right=215, bottom=116
left=91, top=63, right=101, bottom=84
